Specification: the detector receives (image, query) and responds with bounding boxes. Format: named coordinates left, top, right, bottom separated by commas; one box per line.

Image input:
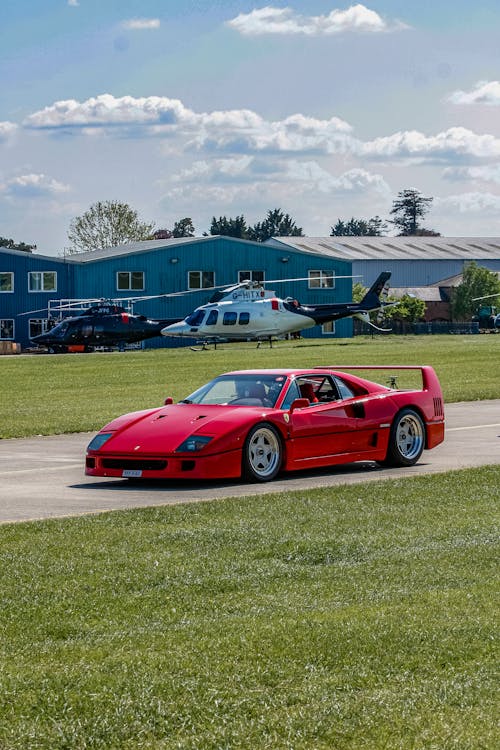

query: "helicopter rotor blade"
left=262, top=275, right=361, bottom=285
left=17, top=307, right=51, bottom=316
left=472, top=292, right=500, bottom=301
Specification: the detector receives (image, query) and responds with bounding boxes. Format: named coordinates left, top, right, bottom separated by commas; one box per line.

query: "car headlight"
left=87, top=432, right=114, bottom=451
left=176, top=436, right=213, bottom=452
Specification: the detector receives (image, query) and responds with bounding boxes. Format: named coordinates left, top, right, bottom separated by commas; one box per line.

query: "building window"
left=308, top=270, right=335, bottom=289
left=29, top=271, right=57, bottom=292
left=0, top=272, right=14, bottom=292
left=117, top=271, right=144, bottom=291
left=238, top=270, right=264, bottom=284
left=322, top=321, right=336, bottom=335
left=0, top=320, right=14, bottom=339
left=29, top=319, right=51, bottom=338
left=188, top=271, right=215, bottom=290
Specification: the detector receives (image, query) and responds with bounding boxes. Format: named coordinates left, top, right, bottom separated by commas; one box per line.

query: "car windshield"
left=181, top=374, right=287, bottom=407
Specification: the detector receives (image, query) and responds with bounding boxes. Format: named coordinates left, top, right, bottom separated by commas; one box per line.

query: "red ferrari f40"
left=85, top=366, right=445, bottom=483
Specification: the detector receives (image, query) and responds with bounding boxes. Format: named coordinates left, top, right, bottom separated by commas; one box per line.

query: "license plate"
left=122, top=469, right=143, bottom=478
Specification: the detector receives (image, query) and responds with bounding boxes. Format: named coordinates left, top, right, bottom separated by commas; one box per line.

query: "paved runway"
left=1, top=400, right=499, bottom=524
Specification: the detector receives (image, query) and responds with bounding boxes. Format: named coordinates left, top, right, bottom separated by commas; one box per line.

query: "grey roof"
left=71, top=236, right=213, bottom=262
left=267, top=236, right=500, bottom=261
left=390, top=287, right=443, bottom=301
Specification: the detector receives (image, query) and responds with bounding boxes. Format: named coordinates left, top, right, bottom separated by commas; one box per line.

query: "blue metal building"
left=1, top=236, right=353, bottom=350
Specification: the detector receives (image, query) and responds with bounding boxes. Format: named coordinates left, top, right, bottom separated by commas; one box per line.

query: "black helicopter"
left=29, top=301, right=179, bottom=353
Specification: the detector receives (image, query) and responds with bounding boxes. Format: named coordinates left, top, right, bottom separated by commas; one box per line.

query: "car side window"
left=333, top=376, right=355, bottom=400
left=281, top=380, right=301, bottom=410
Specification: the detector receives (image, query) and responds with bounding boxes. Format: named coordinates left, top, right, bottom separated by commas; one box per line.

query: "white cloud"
left=448, top=80, right=500, bottom=106
left=20, top=95, right=500, bottom=170
left=284, top=162, right=390, bottom=195
left=436, top=192, right=500, bottom=215
left=227, top=4, right=408, bottom=36
left=67, top=1, right=79, bottom=7
left=22, top=94, right=353, bottom=154
left=0, top=121, right=18, bottom=142
left=1, top=173, right=70, bottom=198
left=166, top=154, right=389, bottom=202
left=361, top=127, right=500, bottom=162
left=23, top=94, right=194, bottom=130
left=121, top=19, right=161, bottom=31
left=443, top=165, right=500, bottom=184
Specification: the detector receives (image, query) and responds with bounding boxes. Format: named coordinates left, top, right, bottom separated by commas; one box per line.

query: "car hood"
left=93, top=403, right=273, bottom=454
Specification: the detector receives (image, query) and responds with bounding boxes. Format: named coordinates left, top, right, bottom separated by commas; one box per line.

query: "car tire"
left=379, top=408, right=425, bottom=467
left=242, top=423, right=282, bottom=482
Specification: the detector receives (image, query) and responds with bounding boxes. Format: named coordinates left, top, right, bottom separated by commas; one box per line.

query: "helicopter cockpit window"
left=223, top=312, right=237, bottom=326
left=206, top=309, right=218, bottom=326
left=239, top=312, right=250, bottom=325
left=185, top=310, right=205, bottom=327
left=50, top=320, right=70, bottom=338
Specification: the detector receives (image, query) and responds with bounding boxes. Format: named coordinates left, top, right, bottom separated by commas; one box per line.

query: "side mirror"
left=164, top=396, right=174, bottom=405
left=289, top=398, right=310, bottom=413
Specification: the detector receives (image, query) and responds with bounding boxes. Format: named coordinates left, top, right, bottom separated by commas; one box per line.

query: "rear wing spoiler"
left=314, top=365, right=442, bottom=394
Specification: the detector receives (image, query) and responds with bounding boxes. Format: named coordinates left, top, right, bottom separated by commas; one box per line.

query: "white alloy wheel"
left=243, top=424, right=282, bottom=481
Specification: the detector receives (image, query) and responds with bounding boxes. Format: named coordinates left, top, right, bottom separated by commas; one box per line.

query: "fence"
left=353, top=320, right=480, bottom=336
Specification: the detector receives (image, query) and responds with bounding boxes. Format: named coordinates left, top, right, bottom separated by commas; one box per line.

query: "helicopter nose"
left=161, top=321, right=191, bottom=337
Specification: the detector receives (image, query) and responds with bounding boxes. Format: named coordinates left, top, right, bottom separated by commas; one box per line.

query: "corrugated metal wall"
left=1, top=250, right=74, bottom=348
left=351, top=258, right=500, bottom=287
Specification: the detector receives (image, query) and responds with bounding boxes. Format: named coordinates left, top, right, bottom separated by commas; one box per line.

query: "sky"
left=2, top=1, right=500, bottom=255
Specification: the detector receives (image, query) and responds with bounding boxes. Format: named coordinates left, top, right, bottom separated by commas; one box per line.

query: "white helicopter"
left=161, top=271, right=393, bottom=347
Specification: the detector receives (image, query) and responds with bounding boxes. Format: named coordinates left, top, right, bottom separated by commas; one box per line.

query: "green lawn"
left=1, top=335, right=499, bottom=438
left=1, top=335, right=498, bottom=748
left=0, top=467, right=498, bottom=749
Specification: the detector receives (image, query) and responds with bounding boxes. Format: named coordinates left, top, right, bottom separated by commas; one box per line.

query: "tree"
left=330, top=216, right=387, bottom=236
left=0, top=236, right=36, bottom=252
left=172, top=218, right=195, bottom=238
left=151, top=228, right=173, bottom=240
left=351, top=282, right=366, bottom=302
left=451, top=262, right=500, bottom=320
left=384, top=294, right=426, bottom=323
left=209, top=215, right=249, bottom=238
left=67, top=200, right=155, bottom=253
left=248, top=208, right=304, bottom=242
left=390, top=189, right=439, bottom=236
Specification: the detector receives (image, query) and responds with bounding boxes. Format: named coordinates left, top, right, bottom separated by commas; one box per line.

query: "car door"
left=288, top=398, right=367, bottom=464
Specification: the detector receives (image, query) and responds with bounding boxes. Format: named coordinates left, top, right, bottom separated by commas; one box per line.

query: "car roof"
left=225, top=369, right=336, bottom=377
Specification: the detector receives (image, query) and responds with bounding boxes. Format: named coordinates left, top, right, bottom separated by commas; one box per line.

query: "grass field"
left=1, top=335, right=499, bottom=438
left=1, top=335, right=499, bottom=748
left=1, top=466, right=498, bottom=749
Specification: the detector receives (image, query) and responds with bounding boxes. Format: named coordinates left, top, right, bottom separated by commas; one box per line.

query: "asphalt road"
left=1, top=400, right=499, bottom=524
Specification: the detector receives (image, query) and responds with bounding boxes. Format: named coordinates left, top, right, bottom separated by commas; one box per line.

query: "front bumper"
left=85, top=448, right=243, bottom=480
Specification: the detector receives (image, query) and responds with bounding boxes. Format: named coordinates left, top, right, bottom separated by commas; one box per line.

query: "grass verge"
left=0, top=466, right=498, bottom=749
left=1, top=335, right=499, bottom=438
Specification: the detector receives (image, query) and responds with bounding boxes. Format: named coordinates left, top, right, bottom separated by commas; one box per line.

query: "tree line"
left=3, top=188, right=436, bottom=254
left=63, top=188, right=438, bottom=252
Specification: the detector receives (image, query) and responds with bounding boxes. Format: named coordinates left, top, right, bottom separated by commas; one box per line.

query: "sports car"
left=85, top=365, right=444, bottom=482
left=85, top=366, right=445, bottom=483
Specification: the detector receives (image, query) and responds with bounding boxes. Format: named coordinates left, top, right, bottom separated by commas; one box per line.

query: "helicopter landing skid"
left=256, top=337, right=274, bottom=348
left=189, top=339, right=220, bottom=351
